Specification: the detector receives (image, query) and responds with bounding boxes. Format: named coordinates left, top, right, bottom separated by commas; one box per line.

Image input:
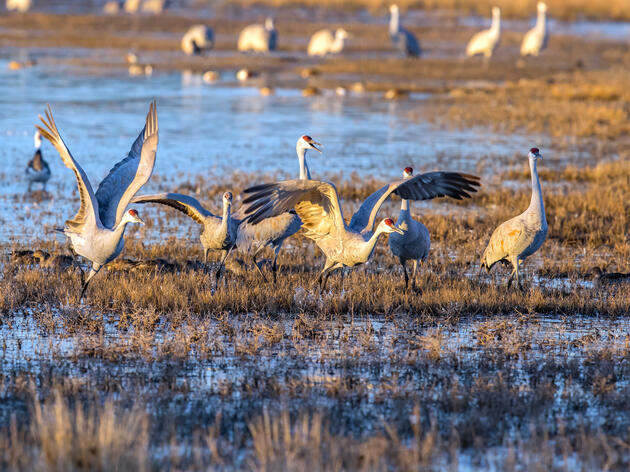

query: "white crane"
left=131, top=192, right=238, bottom=289
left=466, top=6, right=501, bottom=59
left=388, top=167, right=430, bottom=291
left=36, top=101, right=158, bottom=301
left=6, top=0, right=31, bottom=12
left=237, top=17, right=277, bottom=53
left=243, top=172, right=479, bottom=290
left=389, top=5, right=421, bottom=58
left=181, top=25, right=214, bottom=56
left=307, top=28, right=350, bottom=57
left=26, top=131, right=51, bottom=191
left=233, top=135, right=321, bottom=282
left=521, top=2, right=548, bottom=57
left=481, top=147, right=547, bottom=288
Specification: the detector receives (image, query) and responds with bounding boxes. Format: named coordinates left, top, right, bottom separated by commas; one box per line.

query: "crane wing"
left=36, top=105, right=100, bottom=231
left=242, top=180, right=345, bottom=239
left=131, top=193, right=216, bottom=225
left=95, top=100, right=158, bottom=229
left=350, top=171, right=480, bottom=234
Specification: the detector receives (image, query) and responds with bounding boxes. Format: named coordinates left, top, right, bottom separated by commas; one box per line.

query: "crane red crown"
left=224, top=191, right=233, bottom=199
left=384, top=218, right=394, bottom=226
left=128, top=209, right=139, bottom=217
left=404, top=167, right=413, bottom=174
left=530, top=147, right=540, bottom=154
left=302, top=135, right=312, bottom=142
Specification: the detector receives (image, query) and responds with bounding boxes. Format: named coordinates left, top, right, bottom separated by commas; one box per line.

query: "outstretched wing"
left=242, top=179, right=345, bottom=239
left=36, top=105, right=100, bottom=231
left=350, top=171, right=480, bottom=234
left=131, top=193, right=216, bottom=225
left=95, top=100, right=158, bottom=229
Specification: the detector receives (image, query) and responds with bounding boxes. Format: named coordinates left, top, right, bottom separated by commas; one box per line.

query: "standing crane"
left=466, top=6, right=501, bottom=60
left=25, top=130, right=51, bottom=191
left=388, top=167, right=430, bottom=291
left=307, top=28, right=350, bottom=57
left=243, top=172, right=479, bottom=290
left=233, top=135, right=321, bottom=282
left=521, top=2, right=548, bottom=57
left=237, top=17, right=277, bottom=53
left=389, top=5, right=421, bottom=58
left=181, top=25, right=214, bottom=56
left=131, top=192, right=238, bottom=290
left=36, top=101, right=158, bottom=301
left=481, top=148, right=547, bottom=289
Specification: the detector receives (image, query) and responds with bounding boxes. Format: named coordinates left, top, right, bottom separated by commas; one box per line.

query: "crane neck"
left=536, top=9, right=547, bottom=32
left=222, top=201, right=232, bottom=222
left=527, top=157, right=545, bottom=220
left=297, top=146, right=311, bottom=180
left=332, top=34, right=346, bottom=53
left=357, top=225, right=387, bottom=263
left=491, top=12, right=501, bottom=33
left=389, top=9, right=400, bottom=35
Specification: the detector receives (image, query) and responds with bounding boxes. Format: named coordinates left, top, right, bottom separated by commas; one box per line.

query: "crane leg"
left=251, top=245, right=268, bottom=282
left=411, top=260, right=420, bottom=292
left=215, top=246, right=234, bottom=291
left=400, top=257, right=409, bottom=289
left=317, top=259, right=336, bottom=292
left=79, top=267, right=99, bottom=303
left=271, top=245, right=281, bottom=283
left=203, top=248, right=210, bottom=275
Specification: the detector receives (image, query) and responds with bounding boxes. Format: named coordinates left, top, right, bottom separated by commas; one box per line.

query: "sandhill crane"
left=181, top=25, right=214, bottom=56
left=466, top=6, right=501, bottom=60
left=389, top=5, right=421, bottom=58
left=237, top=17, right=277, bottom=53
left=103, top=1, right=122, bottom=14
left=243, top=172, right=479, bottom=290
left=6, top=0, right=30, bottom=12
left=131, top=192, right=238, bottom=289
left=26, top=131, right=51, bottom=191
left=233, top=135, right=321, bottom=282
left=388, top=167, right=430, bottom=290
left=124, top=0, right=140, bottom=13
left=36, top=101, right=158, bottom=301
left=141, top=0, right=166, bottom=14
left=481, top=148, right=547, bottom=289
left=307, top=28, right=350, bottom=57
left=521, top=2, right=548, bottom=56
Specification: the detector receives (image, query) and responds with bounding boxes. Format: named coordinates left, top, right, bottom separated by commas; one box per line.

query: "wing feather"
left=350, top=171, right=480, bottom=234
left=95, top=100, right=158, bottom=229
left=36, top=105, right=100, bottom=231
left=131, top=193, right=216, bottom=225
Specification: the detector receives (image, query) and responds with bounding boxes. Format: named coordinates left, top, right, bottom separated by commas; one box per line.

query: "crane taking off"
left=36, top=101, right=158, bottom=301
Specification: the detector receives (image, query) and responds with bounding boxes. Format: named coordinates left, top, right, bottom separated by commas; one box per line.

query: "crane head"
left=127, top=209, right=145, bottom=225
left=223, top=191, right=233, bottom=202
left=34, top=130, right=42, bottom=149
left=390, top=4, right=399, bottom=13
left=492, top=6, right=500, bottom=17
left=403, top=167, right=413, bottom=178
left=382, top=218, right=404, bottom=234
left=299, top=135, right=322, bottom=153
left=537, top=2, right=547, bottom=12
left=528, top=147, right=542, bottom=160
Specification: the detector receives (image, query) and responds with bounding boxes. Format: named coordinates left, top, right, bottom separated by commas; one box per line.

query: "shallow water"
left=0, top=62, right=536, bottom=242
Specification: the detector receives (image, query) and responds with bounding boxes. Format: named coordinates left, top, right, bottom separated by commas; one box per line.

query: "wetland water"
left=0, top=62, right=536, bottom=241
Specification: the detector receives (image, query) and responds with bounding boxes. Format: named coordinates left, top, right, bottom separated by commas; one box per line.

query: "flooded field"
left=1, top=2, right=630, bottom=471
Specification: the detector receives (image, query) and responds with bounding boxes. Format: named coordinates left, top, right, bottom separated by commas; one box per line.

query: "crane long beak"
left=393, top=226, right=404, bottom=235
left=310, top=141, right=322, bottom=153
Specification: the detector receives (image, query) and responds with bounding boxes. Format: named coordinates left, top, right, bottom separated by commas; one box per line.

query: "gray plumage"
left=36, top=101, right=157, bottom=301
left=131, top=191, right=238, bottom=289
left=26, top=131, right=51, bottom=191
left=389, top=5, right=421, bottom=57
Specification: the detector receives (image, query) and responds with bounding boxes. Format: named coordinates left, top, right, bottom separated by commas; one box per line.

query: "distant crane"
left=481, top=148, right=547, bottom=289
left=521, top=2, right=548, bottom=56
left=181, top=25, right=214, bottom=56
left=6, top=0, right=30, bottom=12
left=26, top=131, right=51, bottom=191
left=466, top=6, right=501, bottom=60
left=307, top=28, right=350, bottom=56
left=389, top=5, right=421, bottom=58
left=243, top=172, right=479, bottom=290
left=36, top=101, right=158, bottom=301
left=131, top=191, right=238, bottom=289
left=233, top=135, right=321, bottom=282
left=238, top=17, right=277, bottom=53
left=388, top=167, right=430, bottom=291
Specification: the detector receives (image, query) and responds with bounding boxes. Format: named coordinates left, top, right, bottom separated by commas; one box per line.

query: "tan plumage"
left=466, top=6, right=501, bottom=59
left=237, top=17, right=276, bottom=53
left=181, top=25, right=214, bottom=56
left=243, top=171, right=480, bottom=289
left=307, top=28, right=349, bottom=56
left=521, top=2, right=548, bottom=57
left=481, top=148, right=548, bottom=288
